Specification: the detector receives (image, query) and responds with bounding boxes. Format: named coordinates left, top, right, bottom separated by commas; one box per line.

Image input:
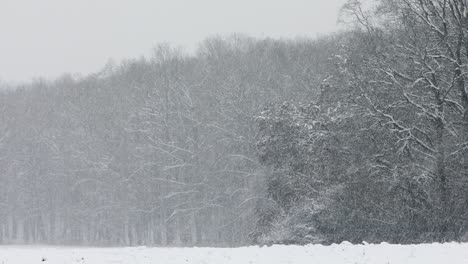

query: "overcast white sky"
left=0, top=0, right=347, bottom=83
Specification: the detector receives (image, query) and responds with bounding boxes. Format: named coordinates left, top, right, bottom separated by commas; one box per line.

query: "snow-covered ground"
left=0, top=242, right=467, bottom=264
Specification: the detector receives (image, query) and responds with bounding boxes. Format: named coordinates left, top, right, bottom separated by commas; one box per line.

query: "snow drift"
left=0, top=242, right=467, bottom=263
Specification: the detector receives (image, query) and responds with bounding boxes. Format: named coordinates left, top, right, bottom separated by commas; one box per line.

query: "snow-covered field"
left=0, top=243, right=467, bottom=264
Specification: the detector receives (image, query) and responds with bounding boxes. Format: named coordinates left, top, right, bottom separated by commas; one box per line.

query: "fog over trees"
left=1, top=0, right=468, bottom=247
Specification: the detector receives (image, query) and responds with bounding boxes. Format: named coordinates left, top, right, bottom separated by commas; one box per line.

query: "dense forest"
left=0, top=35, right=337, bottom=246
left=1, top=0, right=468, bottom=246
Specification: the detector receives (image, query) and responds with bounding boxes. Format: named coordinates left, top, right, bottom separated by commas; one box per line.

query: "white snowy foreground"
left=0, top=242, right=467, bottom=264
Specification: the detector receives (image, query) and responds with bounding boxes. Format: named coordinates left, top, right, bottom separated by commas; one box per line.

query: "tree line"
left=2, top=0, right=468, bottom=247
left=0, top=35, right=337, bottom=246
left=254, top=0, right=468, bottom=244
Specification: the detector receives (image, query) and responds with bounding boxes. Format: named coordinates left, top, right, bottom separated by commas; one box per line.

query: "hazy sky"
left=0, top=0, right=347, bottom=83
